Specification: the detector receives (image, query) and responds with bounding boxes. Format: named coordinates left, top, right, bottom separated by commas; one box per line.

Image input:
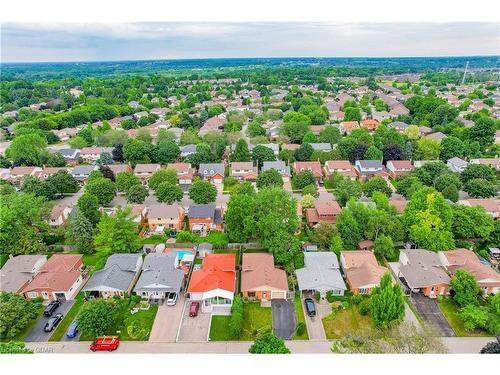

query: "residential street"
left=25, top=301, right=76, bottom=343
left=24, top=336, right=496, bottom=354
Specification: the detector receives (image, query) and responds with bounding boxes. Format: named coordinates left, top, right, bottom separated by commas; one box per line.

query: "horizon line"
left=2, top=54, right=499, bottom=65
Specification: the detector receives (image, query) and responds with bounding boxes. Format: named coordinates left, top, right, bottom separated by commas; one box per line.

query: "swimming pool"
left=168, top=249, right=194, bottom=261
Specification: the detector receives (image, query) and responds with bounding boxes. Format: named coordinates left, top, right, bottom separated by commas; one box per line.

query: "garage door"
left=271, top=291, right=286, bottom=299
left=55, top=293, right=66, bottom=302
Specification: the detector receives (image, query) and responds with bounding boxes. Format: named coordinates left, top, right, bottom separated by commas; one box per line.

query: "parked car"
left=166, top=292, right=178, bottom=306
left=44, top=313, right=63, bottom=332
left=304, top=298, right=316, bottom=317
left=44, top=300, right=61, bottom=317
left=66, top=321, right=78, bottom=338
left=189, top=301, right=200, bottom=317
left=90, top=337, right=120, bottom=352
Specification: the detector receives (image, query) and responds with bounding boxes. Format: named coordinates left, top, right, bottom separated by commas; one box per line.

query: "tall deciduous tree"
left=231, top=139, right=251, bottom=162
left=249, top=334, right=291, bottom=354
left=94, top=206, right=141, bottom=253
left=371, top=273, right=405, bottom=328
left=0, top=292, right=41, bottom=340
left=450, top=269, right=482, bottom=307
left=155, top=182, right=183, bottom=204
left=126, top=184, right=149, bottom=204
left=85, top=177, right=116, bottom=205
left=77, top=193, right=100, bottom=226
left=76, top=299, right=120, bottom=339
left=256, top=169, right=283, bottom=189
left=188, top=180, right=217, bottom=204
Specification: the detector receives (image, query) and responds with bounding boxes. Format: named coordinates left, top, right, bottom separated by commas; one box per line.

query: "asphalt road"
left=271, top=299, right=297, bottom=340
left=25, top=300, right=75, bottom=342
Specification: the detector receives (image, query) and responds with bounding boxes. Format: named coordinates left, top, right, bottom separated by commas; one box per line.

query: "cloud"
left=1, top=22, right=498, bottom=62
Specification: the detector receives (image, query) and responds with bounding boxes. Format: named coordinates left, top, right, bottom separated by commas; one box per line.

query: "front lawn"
left=208, top=302, right=272, bottom=341
left=438, top=297, right=489, bottom=337
left=322, top=301, right=373, bottom=339
left=79, top=298, right=158, bottom=341
left=49, top=294, right=85, bottom=342
left=6, top=305, right=44, bottom=342
left=293, top=296, right=309, bottom=340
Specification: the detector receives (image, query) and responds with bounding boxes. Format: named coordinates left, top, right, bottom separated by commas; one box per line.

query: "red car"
left=90, top=336, right=119, bottom=352
left=189, top=301, right=200, bottom=317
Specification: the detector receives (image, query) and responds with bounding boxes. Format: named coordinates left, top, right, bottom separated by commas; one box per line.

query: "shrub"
left=314, top=291, right=321, bottom=302
left=358, top=298, right=371, bottom=315
left=229, top=296, right=244, bottom=339
left=351, top=294, right=364, bottom=305
left=295, top=322, right=306, bottom=337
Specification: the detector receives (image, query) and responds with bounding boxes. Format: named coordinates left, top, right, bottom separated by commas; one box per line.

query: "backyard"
left=209, top=302, right=272, bottom=341
left=322, top=297, right=373, bottom=339
left=438, top=297, right=489, bottom=337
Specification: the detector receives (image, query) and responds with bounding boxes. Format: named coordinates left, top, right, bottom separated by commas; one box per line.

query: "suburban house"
left=147, top=204, right=185, bottom=233
left=9, top=166, right=42, bottom=182
left=395, top=249, right=450, bottom=298
left=187, top=204, right=223, bottom=235
left=361, top=118, right=379, bottom=132
left=447, top=157, right=469, bottom=173
left=340, top=251, right=388, bottom=295
left=296, top=252, right=347, bottom=298
left=388, top=121, right=409, bottom=133
left=180, top=144, right=197, bottom=158
left=261, top=161, right=291, bottom=182
left=0, top=255, right=47, bottom=293
left=187, top=253, right=236, bottom=314
left=229, top=162, right=258, bottom=182
left=310, top=143, right=332, bottom=153
left=134, top=164, right=161, bottom=183
left=241, top=253, right=288, bottom=300
left=83, top=254, right=143, bottom=298
left=386, top=160, right=414, bottom=177
left=293, top=161, right=323, bottom=183
left=107, top=164, right=133, bottom=176
left=133, top=253, right=184, bottom=303
left=166, top=163, right=195, bottom=186
left=39, top=167, right=68, bottom=180
left=469, top=158, right=500, bottom=171
left=305, top=199, right=342, bottom=226
left=49, top=148, right=80, bottom=165
left=439, top=249, right=500, bottom=295
left=22, top=254, right=84, bottom=301
left=323, top=160, right=358, bottom=180
left=458, top=198, right=499, bottom=219
left=251, top=143, right=279, bottom=156
left=198, top=163, right=225, bottom=191
left=71, top=165, right=98, bottom=182
left=80, top=147, right=113, bottom=163
left=340, top=121, right=359, bottom=134
left=389, top=199, right=408, bottom=215
left=425, top=132, right=447, bottom=142
left=49, top=204, right=72, bottom=227
left=355, top=160, right=389, bottom=180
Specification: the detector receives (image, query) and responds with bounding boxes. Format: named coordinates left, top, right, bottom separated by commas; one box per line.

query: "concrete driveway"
left=271, top=299, right=296, bottom=340
left=302, top=298, right=329, bottom=340
left=177, top=301, right=211, bottom=342
left=409, top=293, right=455, bottom=336
left=25, top=300, right=75, bottom=342
left=149, top=295, right=185, bottom=342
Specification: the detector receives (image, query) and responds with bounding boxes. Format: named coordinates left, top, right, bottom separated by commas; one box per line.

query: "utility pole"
left=461, top=61, right=469, bottom=85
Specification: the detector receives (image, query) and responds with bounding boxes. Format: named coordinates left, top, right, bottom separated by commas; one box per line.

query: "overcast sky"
left=1, top=22, right=498, bottom=62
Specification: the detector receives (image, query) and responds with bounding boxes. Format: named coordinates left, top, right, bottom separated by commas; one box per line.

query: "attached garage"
left=271, top=291, right=287, bottom=299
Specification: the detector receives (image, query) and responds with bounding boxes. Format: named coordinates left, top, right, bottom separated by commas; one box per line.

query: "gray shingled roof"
left=399, top=249, right=450, bottom=289
left=198, top=163, right=224, bottom=177
left=296, top=252, right=346, bottom=292
left=83, top=254, right=142, bottom=292
left=261, top=161, right=290, bottom=175
left=188, top=204, right=216, bottom=219
left=134, top=253, right=184, bottom=293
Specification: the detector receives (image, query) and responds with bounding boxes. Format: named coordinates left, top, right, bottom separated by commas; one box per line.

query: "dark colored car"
left=189, top=301, right=200, bottom=317
left=44, top=313, right=63, bottom=332
left=304, top=298, right=316, bottom=317
left=66, top=321, right=78, bottom=338
left=43, top=300, right=61, bottom=317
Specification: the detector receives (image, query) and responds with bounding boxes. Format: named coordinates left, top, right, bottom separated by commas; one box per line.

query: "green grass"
left=0, top=254, right=9, bottom=268
left=5, top=305, right=44, bottom=343
left=240, top=302, right=272, bottom=341
left=82, top=251, right=108, bottom=273
left=322, top=303, right=373, bottom=339
left=209, top=315, right=232, bottom=341
left=438, top=297, right=489, bottom=337
left=208, top=302, right=272, bottom=341
left=293, top=296, right=309, bottom=340
left=78, top=298, right=158, bottom=341
left=119, top=304, right=158, bottom=341
left=49, top=294, right=85, bottom=342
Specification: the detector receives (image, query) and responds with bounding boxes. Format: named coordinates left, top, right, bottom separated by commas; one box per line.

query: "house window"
left=248, top=292, right=256, bottom=298
left=358, top=288, right=368, bottom=295
left=330, top=289, right=342, bottom=296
